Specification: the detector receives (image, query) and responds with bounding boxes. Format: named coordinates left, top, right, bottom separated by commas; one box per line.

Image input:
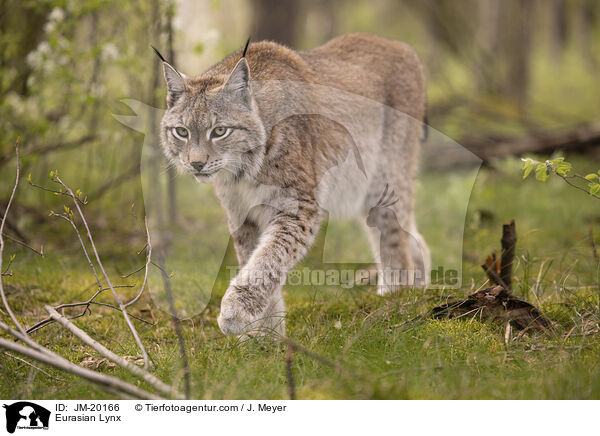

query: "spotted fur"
left=158, top=33, right=430, bottom=336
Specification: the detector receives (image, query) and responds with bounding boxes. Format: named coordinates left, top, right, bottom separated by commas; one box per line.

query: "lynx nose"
left=190, top=160, right=206, bottom=172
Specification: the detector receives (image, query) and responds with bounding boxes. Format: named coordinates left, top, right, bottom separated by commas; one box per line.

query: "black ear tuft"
left=242, top=37, right=251, bottom=58
left=151, top=45, right=168, bottom=63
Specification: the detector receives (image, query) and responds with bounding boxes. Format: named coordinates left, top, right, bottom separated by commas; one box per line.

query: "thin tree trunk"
left=148, top=0, right=164, bottom=228
left=166, top=4, right=177, bottom=224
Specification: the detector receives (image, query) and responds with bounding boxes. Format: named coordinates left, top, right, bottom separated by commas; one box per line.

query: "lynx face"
left=159, top=58, right=267, bottom=182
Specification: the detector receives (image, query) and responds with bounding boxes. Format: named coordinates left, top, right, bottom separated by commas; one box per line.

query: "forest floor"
left=1, top=154, right=599, bottom=399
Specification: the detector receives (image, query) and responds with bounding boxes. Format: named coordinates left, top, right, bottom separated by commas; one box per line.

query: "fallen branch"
left=0, top=337, right=161, bottom=400
left=467, top=123, right=600, bottom=162
left=45, top=306, right=184, bottom=399
left=431, top=285, right=554, bottom=332
left=435, top=220, right=553, bottom=333
left=24, top=214, right=152, bottom=335
left=426, top=123, right=600, bottom=169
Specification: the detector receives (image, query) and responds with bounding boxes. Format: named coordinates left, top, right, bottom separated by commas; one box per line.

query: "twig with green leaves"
left=522, top=156, right=600, bottom=306
left=521, top=156, right=600, bottom=198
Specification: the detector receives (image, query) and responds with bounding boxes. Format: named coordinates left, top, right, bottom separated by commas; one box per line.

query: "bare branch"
left=157, top=253, right=191, bottom=399
left=124, top=217, right=151, bottom=308
left=559, top=173, right=600, bottom=200
left=25, top=285, right=145, bottom=335
left=0, top=135, right=96, bottom=169
left=3, top=234, right=43, bottom=257
left=0, top=336, right=162, bottom=400
left=51, top=212, right=102, bottom=291
left=53, top=175, right=151, bottom=370
left=285, top=343, right=296, bottom=400
left=0, top=139, right=29, bottom=337
left=46, top=306, right=184, bottom=399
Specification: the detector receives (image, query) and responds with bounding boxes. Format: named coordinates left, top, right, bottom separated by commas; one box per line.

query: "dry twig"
left=46, top=306, right=183, bottom=399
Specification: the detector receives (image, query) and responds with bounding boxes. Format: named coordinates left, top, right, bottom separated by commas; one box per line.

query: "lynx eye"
left=172, top=126, right=189, bottom=140
left=210, top=126, right=230, bottom=139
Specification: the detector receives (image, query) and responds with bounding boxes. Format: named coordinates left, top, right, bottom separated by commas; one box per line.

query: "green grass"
left=1, top=154, right=599, bottom=399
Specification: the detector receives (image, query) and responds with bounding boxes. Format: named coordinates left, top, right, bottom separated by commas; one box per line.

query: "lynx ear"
left=223, top=58, right=251, bottom=107
left=163, top=63, right=187, bottom=107
left=153, top=46, right=186, bottom=107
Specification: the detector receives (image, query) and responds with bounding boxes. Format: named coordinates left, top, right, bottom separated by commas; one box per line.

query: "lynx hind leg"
left=408, top=226, right=431, bottom=287
left=364, top=203, right=414, bottom=295
left=365, top=120, right=426, bottom=293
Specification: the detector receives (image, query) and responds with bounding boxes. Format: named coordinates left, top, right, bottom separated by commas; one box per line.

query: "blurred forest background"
left=1, top=0, right=599, bottom=260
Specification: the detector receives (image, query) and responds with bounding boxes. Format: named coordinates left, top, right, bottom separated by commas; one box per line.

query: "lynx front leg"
left=218, top=200, right=319, bottom=335
left=218, top=198, right=320, bottom=336
left=230, top=218, right=260, bottom=267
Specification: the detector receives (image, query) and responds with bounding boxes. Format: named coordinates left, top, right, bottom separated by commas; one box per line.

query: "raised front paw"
left=217, top=284, right=266, bottom=336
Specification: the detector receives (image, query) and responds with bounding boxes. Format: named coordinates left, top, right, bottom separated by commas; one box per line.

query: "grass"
left=1, top=154, right=599, bottom=399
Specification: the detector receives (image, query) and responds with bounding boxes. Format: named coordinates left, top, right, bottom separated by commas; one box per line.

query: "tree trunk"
left=502, top=0, right=533, bottom=113
left=250, top=0, right=298, bottom=46
left=474, top=0, right=501, bottom=94
left=549, top=0, right=569, bottom=57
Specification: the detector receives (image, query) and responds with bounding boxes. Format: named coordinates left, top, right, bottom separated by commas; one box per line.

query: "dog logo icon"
left=3, top=402, right=50, bottom=433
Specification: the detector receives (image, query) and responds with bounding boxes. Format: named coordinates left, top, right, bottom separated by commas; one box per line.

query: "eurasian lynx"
left=157, top=33, right=430, bottom=336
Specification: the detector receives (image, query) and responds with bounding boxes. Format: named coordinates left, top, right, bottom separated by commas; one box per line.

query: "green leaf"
left=586, top=173, right=600, bottom=181
left=535, top=163, right=549, bottom=181
left=521, top=158, right=535, bottom=179
left=590, top=184, right=600, bottom=196
left=554, top=161, right=571, bottom=176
